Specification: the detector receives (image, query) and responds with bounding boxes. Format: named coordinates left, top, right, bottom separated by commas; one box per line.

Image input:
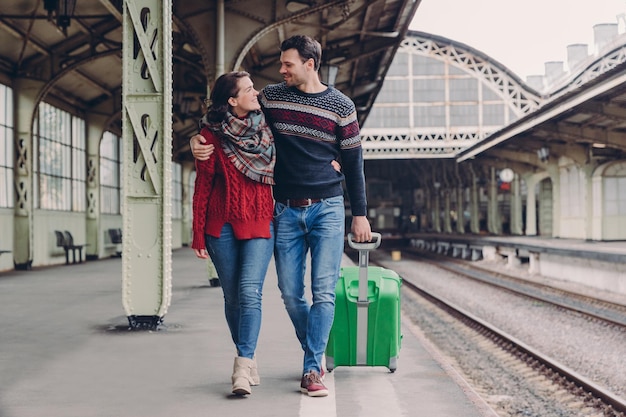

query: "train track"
left=348, top=249, right=626, bottom=416
left=405, top=249, right=626, bottom=328
left=401, top=277, right=626, bottom=416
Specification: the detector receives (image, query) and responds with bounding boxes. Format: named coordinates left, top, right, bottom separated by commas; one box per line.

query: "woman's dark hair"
left=204, top=71, right=250, bottom=123
left=280, top=35, right=322, bottom=71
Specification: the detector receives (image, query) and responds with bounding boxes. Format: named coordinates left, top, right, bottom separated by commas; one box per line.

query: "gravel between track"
left=371, top=252, right=626, bottom=416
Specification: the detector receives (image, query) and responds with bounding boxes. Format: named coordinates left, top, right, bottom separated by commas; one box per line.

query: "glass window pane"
left=618, top=177, right=626, bottom=195
left=414, top=105, right=445, bottom=127
left=450, top=78, right=478, bottom=101
left=483, top=85, right=501, bottom=100
left=378, top=79, right=409, bottom=103
left=484, top=104, right=505, bottom=125
left=36, top=102, right=86, bottom=211
left=450, top=104, right=478, bottom=126
left=413, top=55, right=444, bottom=75
left=413, top=78, right=445, bottom=102
left=100, top=131, right=122, bottom=214
left=449, top=65, right=466, bottom=75
left=367, top=107, right=410, bottom=128
left=0, top=84, right=14, bottom=208
left=387, top=52, right=408, bottom=76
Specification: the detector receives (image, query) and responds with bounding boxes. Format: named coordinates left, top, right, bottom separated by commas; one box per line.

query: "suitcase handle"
left=347, top=232, right=382, bottom=250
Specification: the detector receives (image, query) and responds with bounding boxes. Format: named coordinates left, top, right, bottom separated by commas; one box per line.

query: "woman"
left=192, top=71, right=275, bottom=396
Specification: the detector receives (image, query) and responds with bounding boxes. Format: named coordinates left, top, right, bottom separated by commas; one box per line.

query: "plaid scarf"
left=201, top=110, right=275, bottom=185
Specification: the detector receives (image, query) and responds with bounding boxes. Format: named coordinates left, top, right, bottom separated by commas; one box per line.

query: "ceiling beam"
left=482, top=148, right=541, bottom=167
left=97, top=0, right=123, bottom=22
left=576, top=100, right=626, bottom=121
left=22, top=18, right=120, bottom=69
left=0, top=18, right=49, bottom=56
left=74, top=69, right=113, bottom=98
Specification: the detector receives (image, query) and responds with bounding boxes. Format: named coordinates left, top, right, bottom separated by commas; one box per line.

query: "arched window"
left=35, top=102, right=86, bottom=211
left=100, top=132, right=122, bottom=214
left=361, top=32, right=541, bottom=157
left=603, top=162, right=626, bottom=216
left=0, top=84, right=13, bottom=208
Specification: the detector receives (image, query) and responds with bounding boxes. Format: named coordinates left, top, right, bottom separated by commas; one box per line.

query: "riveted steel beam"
left=121, top=0, right=172, bottom=330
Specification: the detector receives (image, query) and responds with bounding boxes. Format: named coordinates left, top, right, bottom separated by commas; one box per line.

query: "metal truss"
left=362, top=131, right=496, bottom=159
left=403, top=34, right=542, bottom=115
left=361, top=32, right=543, bottom=160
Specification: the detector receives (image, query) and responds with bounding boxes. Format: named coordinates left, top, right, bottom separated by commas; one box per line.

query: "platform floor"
left=0, top=248, right=492, bottom=417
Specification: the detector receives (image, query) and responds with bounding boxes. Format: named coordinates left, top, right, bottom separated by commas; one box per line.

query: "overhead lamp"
left=319, top=64, right=338, bottom=87
left=44, top=0, right=56, bottom=18
left=537, top=146, right=550, bottom=162
left=44, top=0, right=77, bottom=35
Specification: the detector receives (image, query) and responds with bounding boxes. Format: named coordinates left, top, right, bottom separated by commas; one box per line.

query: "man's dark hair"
left=280, top=35, right=322, bottom=71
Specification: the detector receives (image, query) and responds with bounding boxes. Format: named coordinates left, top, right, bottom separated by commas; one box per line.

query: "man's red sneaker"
left=300, top=371, right=328, bottom=397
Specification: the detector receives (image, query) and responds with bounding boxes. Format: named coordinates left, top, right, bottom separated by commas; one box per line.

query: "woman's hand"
left=190, top=134, right=215, bottom=161
left=194, top=248, right=209, bottom=259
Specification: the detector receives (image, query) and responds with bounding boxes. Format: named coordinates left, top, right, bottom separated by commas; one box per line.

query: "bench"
left=106, top=228, right=122, bottom=257
left=55, top=230, right=88, bottom=264
left=108, top=228, right=122, bottom=245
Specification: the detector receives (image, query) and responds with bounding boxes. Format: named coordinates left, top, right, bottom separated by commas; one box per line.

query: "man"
left=191, top=35, right=371, bottom=397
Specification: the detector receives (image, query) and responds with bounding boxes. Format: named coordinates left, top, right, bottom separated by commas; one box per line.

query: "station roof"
left=0, top=0, right=421, bottom=162
left=457, top=57, right=626, bottom=169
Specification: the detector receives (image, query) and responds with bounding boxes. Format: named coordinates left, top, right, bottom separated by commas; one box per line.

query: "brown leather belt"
left=278, top=198, right=321, bottom=208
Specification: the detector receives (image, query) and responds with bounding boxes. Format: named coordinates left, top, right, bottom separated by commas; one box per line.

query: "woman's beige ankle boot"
left=232, top=357, right=254, bottom=395
left=249, top=355, right=260, bottom=386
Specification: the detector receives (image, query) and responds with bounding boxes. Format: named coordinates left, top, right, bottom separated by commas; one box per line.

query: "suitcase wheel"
left=388, top=357, right=398, bottom=372
left=326, top=356, right=334, bottom=373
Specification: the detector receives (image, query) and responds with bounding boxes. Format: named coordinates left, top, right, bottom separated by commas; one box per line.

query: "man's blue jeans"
left=273, top=196, right=345, bottom=374
left=205, top=223, right=274, bottom=359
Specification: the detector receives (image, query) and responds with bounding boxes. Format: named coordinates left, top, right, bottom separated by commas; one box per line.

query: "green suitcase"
left=326, top=232, right=402, bottom=372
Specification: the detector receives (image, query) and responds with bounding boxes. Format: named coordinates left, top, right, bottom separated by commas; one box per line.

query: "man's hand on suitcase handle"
left=350, top=216, right=372, bottom=243
left=347, top=232, right=381, bottom=250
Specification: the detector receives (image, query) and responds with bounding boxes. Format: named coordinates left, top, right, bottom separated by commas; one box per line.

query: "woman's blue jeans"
left=205, top=223, right=274, bottom=359
left=273, top=196, right=345, bottom=374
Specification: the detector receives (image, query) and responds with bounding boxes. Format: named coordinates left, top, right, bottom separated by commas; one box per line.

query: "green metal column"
left=122, top=0, right=173, bottom=329
left=12, top=78, right=45, bottom=270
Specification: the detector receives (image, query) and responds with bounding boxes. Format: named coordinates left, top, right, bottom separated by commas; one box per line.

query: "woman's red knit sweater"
left=191, top=128, right=274, bottom=250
